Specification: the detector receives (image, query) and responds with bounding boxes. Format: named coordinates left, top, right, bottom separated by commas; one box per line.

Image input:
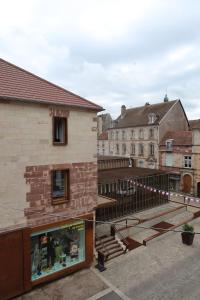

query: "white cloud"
left=0, top=0, right=200, bottom=120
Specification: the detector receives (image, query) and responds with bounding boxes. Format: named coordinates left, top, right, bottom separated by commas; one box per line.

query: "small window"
left=149, top=143, right=154, bottom=156
left=116, top=144, right=119, bottom=154
left=53, top=117, right=67, bottom=145
left=52, top=170, right=69, bottom=203
left=116, top=131, right=119, bottom=140
left=184, top=156, right=192, bottom=168
left=122, top=143, right=126, bottom=155
left=130, top=143, right=135, bottom=155
left=166, top=139, right=173, bottom=151
left=131, top=130, right=135, bottom=140
left=149, top=128, right=154, bottom=139
left=139, top=143, right=144, bottom=156
left=122, top=130, right=126, bottom=140
left=139, top=129, right=144, bottom=139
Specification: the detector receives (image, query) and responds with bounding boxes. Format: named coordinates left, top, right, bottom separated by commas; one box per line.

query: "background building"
left=99, top=97, right=189, bottom=169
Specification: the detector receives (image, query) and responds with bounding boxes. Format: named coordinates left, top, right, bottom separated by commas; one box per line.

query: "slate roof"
left=114, top=100, right=178, bottom=128
left=189, top=119, right=200, bottom=129
left=160, top=131, right=192, bottom=146
left=0, top=58, right=103, bottom=111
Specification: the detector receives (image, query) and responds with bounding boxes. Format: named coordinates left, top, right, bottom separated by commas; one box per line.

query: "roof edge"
left=0, top=96, right=104, bottom=112
left=0, top=58, right=103, bottom=111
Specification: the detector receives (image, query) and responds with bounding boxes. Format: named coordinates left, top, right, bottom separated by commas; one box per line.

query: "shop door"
left=182, top=174, right=192, bottom=194
left=0, top=230, right=24, bottom=299
left=197, top=182, right=200, bottom=198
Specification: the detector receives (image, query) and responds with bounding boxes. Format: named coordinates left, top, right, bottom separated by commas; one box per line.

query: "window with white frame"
left=122, top=143, right=126, bottom=155
left=116, top=131, right=119, bottom=140
left=139, top=143, right=144, bottom=155
left=149, top=128, right=154, bottom=139
left=139, top=128, right=144, bottom=139
left=116, top=144, right=119, bottom=154
left=130, top=143, right=135, bottom=155
left=184, top=156, right=192, bottom=168
left=131, top=129, right=135, bottom=140
left=166, top=139, right=173, bottom=151
left=148, top=113, right=156, bottom=124
left=149, top=143, right=154, bottom=156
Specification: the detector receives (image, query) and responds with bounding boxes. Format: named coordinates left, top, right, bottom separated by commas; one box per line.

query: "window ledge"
left=53, top=142, right=67, bottom=146
left=52, top=197, right=69, bottom=205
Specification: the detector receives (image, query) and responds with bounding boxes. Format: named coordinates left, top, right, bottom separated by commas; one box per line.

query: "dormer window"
left=166, top=139, right=173, bottom=151
left=148, top=113, right=156, bottom=124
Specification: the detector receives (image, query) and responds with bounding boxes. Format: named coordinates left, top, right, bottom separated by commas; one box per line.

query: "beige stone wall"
left=0, top=100, right=97, bottom=228
left=192, top=129, right=200, bottom=196
left=104, top=126, right=159, bottom=168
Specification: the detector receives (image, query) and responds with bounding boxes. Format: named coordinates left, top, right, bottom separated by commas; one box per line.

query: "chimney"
left=145, top=102, right=150, bottom=106
left=121, top=105, right=126, bottom=118
left=164, top=94, right=169, bottom=102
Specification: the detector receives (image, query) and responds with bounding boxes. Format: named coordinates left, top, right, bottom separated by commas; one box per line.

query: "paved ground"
left=100, top=217, right=200, bottom=300
left=15, top=268, right=108, bottom=300
left=15, top=202, right=200, bottom=300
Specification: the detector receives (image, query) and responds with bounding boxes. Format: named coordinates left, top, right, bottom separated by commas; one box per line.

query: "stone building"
left=104, top=97, right=189, bottom=169
left=97, top=113, right=113, bottom=135
left=159, top=131, right=193, bottom=193
left=190, top=119, right=200, bottom=197
left=97, top=131, right=109, bottom=155
left=0, top=58, right=102, bottom=298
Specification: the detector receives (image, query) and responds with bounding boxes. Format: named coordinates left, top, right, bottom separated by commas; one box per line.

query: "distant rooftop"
left=114, top=100, right=178, bottom=128
left=189, top=119, right=200, bottom=129
left=160, top=131, right=192, bottom=146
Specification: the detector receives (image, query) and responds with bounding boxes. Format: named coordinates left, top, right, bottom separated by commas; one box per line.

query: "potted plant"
left=181, top=223, right=195, bottom=245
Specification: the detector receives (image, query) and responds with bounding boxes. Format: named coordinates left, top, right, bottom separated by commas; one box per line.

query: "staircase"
left=95, top=235, right=125, bottom=261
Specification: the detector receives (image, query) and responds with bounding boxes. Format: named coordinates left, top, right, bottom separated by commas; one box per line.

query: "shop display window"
left=31, top=221, right=85, bottom=281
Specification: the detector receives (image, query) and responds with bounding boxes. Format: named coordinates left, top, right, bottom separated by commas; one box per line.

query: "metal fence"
left=97, top=173, right=169, bottom=221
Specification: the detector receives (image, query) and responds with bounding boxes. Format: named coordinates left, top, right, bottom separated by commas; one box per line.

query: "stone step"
left=96, top=238, right=116, bottom=248
left=96, top=242, right=121, bottom=252
left=107, top=250, right=124, bottom=261
left=95, top=236, right=114, bottom=246
left=104, top=246, right=123, bottom=257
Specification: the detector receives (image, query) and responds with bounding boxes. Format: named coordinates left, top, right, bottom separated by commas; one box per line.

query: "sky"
left=0, top=0, right=200, bottom=119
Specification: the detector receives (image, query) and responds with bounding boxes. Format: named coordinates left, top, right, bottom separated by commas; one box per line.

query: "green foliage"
left=182, top=223, right=194, bottom=233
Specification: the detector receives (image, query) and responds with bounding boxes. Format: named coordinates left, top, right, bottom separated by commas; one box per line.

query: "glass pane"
left=53, top=171, right=65, bottom=197
left=31, top=221, right=85, bottom=281
left=54, top=118, right=65, bottom=143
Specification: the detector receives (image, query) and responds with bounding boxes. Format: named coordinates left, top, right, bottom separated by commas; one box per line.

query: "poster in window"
left=31, top=221, right=85, bottom=281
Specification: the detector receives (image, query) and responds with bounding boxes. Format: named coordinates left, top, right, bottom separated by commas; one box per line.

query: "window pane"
left=53, top=170, right=65, bottom=197
left=54, top=118, right=66, bottom=143
left=31, top=221, right=85, bottom=281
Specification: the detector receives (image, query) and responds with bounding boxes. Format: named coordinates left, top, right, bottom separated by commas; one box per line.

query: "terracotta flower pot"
left=181, top=232, right=195, bottom=245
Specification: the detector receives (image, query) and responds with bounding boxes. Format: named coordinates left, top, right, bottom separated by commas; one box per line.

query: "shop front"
left=0, top=214, right=94, bottom=299
left=30, top=215, right=94, bottom=286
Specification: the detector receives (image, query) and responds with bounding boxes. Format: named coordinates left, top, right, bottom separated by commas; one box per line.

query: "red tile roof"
left=0, top=58, right=103, bottom=111
left=160, top=131, right=192, bottom=146
left=98, top=132, right=108, bottom=140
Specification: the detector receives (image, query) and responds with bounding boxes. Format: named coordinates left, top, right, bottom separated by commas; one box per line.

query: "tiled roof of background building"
left=160, top=131, right=192, bottom=146
left=189, top=119, right=200, bottom=129
left=98, top=132, right=108, bottom=140
left=115, top=100, right=178, bottom=128
left=0, top=58, right=103, bottom=111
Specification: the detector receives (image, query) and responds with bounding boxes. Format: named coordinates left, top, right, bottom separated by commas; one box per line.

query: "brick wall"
left=24, top=162, right=97, bottom=224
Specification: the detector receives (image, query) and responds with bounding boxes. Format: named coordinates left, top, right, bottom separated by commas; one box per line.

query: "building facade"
left=102, top=98, right=189, bottom=169
left=191, top=120, right=200, bottom=197
left=159, top=131, right=193, bottom=193
left=0, top=58, right=102, bottom=297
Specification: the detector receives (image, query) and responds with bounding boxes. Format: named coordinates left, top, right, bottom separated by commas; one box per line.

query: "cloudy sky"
left=0, top=0, right=200, bottom=119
